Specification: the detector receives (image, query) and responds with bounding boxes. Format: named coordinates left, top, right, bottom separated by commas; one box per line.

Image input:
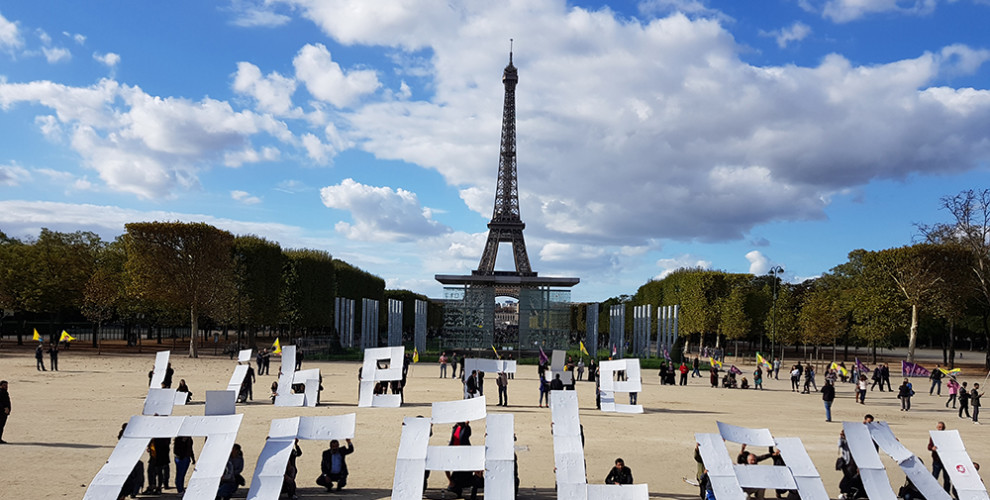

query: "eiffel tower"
left=474, top=49, right=535, bottom=277
left=436, top=48, right=578, bottom=350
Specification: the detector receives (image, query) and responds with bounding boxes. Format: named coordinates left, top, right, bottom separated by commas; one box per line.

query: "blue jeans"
left=932, top=461, right=950, bottom=491
left=930, top=379, right=941, bottom=395
left=824, top=400, right=832, bottom=421
left=174, top=457, right=191, bottom=493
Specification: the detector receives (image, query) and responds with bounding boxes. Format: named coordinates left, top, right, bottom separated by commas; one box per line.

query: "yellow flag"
left=491, top=345, right=500, bottom=359
left=709, top=357, right=723, bottom=369
left=579, top=341, right=590, bottom=357
left=272, top=338, right=281, bottom=354
left=756, top=353, right=772, bottom=369
left=830, top=362, right=849, bottom=376
left=33, top=328, right=41, bottom=342
left=413, top=347, right=420, bottom=363
left=59, top=330, right=75, bottom=342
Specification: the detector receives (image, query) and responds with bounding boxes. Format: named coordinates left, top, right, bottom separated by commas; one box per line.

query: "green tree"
left=233, top=236, right=284, bottom=345
left=82, top=238, right=127, bottom=349
left=125, top=222, right=236, bottom=357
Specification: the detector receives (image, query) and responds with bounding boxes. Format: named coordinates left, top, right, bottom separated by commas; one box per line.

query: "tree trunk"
left=907, top=303, right=919, bottom=363
left=949, top=320, right=956, bottom=369
left=189, top=306, right=199, bottom=358
left=92, top=322, right=99, bottom=349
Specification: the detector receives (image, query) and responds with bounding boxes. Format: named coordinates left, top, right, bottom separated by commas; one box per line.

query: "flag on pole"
left=729, top=365, right=743, bottom=375
left=939, top=367, right=961, bottom=376
left=902, top=360, right=930, bottom=377
left=492, top=345, right=500, bottom=359
left=855, top=358, right=869, bottom=374
left=539, top=346, right=549, bottom=365
left=579, top=341, right=590, bottom=357
left=709, top=357, right=723, bottom=369
left=32, top=328, right=41, bottom=342
left=413, top=347, right=419, bottom=363
left=830, top=362, right=849, bottom=377
left=272, top=338, right=281, bottom=354
left=59, top=330, right=75, bottom=342
left=756, top=353, right=772, bottom=370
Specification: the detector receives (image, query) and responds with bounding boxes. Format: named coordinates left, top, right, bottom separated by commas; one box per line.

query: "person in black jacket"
left=605, top=458, right=633, bottom=484
left=0, top=380, right=10, bottom=444
left=317, top=439, right=354, bottom=491
left=822, top=379, right=836, bottom=422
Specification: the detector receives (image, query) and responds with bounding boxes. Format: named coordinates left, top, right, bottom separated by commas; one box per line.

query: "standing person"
left=946, top=378, right=960, bottom=408
left=882, top=363, right=893, bottom=391
left=262, top=349, right=271, bottom=375
left=871, top=366, right=883, bottom=392
left=930, top=365, right=944, bottom=396
left=928, top=421, right=950, bottom=492
left=690, top=356, right=700, bottom=378
left=0, top=380, right=9, bottom=444
left=48, top=342, right=59, bottom=371
left=679, top=362, right=689, bottom=386
left=162, top=363, right=174, bottom=389
left=710, top=365, right=719, bottom=388
left=244, top=364, right=255, bottom=401
left=217, top=444, right=244, bottom=500
left=959, top=382, right=971, bottom=419
left=450, top=352, right=459, bottom=379
left=466, top=370, right=480, bottom=399
left=822, top=379, right=836, bottom=422
left=773, top=357, right=781, bottom=380
left=173, top=436, right=195, bottom=494
left=790, top=366, right=801, bottom=392
left=439, top=352, right=448, bottom=378
left=971, top=383, right=983, bottom=424
left=295, top=349, right=304, bottom=371
left=507, top=354, right=514, bottom=379
left=256, top=349, right=265, bottom=376
left=496, top=371, right=509, bottom=407
left=754, top=366, right=763, bottom=390
left=605, top=458, right=633, bottom=485
left=858, top=374, right=869, bottom=404
left=317, top=439, right=354, bottom=491
left=281, top=439, right=302, bottom=500
left=35, top=344, right=46, bottom=371
left=539, top=375, right=550, bottom=408
left=577, top=358, right=585, bottom=381
left=899, top=379, right=914, bottom=411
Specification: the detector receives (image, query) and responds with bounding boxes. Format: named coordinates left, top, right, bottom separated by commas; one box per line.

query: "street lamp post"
left=769, top=266, right=784, bottom=361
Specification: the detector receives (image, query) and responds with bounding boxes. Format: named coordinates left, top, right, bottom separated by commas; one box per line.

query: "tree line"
left=0, top=222, right=436, bottom=357
left=575, top=189, right=990, bottom=369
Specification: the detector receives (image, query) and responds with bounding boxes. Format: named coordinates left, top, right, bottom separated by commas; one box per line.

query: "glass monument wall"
left=518, top=287, right=572, bottom=350
left=441, top=284, right=495, bottom=349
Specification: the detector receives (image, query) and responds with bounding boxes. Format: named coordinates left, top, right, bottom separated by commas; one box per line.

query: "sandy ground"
left=1, top=348, right=988, bottom=499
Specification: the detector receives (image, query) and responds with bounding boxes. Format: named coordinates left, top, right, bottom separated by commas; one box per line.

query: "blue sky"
left=1, top=0, right=989, bottom=302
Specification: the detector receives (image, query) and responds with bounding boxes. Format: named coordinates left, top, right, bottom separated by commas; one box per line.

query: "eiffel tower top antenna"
left=509, top=38, right=513, bottom=64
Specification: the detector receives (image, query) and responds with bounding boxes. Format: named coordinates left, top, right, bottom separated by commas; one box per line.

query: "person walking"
left=822, top=379, right=836, bottom=422
left=773, top=357, right=781, bottom=380
left=898, top=379, right=914, bottom=411
left=971, top=383, right=983, bottom=424
left=959, top=381, right=971, bottom=418
left=173, top=436, right=195, bottom=494
left=496, top=371, right=509, bottom=407
left=0, top=380, right=9, bottom=444
left=930, top=365, right=944, bottom=396
left=881, top=363, right=892, bottom=391
left=858, top=374, right=868, bottom=404
left=48, top=343, right=59, bottom=371
left=928, top=421, right=950, bottom=492
left=539, top=375, right=550, bottom=408
left=439, top=352, right=448, bottom=378
left=946, top=378, right=960, bottom=408
left=754, top=366, right=763, bottom=390
left=35, top=344, right=46, bottom=371
left=692, top=356, right=701, bottom=378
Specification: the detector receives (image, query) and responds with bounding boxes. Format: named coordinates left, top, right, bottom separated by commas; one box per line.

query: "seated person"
left=270, top=381, right=278, bottom=404
left=176, top=379, right=192, bottom=403
left=605, top=458, right=633, bottom=484
left=316, top=438, right=354, bottom=491
left=741, top=377, right=750, bottom=389
left=447, top=470, right=484, bottom=499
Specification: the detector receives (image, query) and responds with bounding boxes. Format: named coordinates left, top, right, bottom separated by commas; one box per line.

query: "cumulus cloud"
left=231, top=189, right=262, bottom=204
left=320, top=178, right=451, bottom=242
left=93, top=51, right=120, bottom=67
left=762, top=21, right=811, bottom=48
left=301, top=132, right=336, bottom=164
left=63, top=31, right=85, bottom=44
left=293, top=43, right=381, bottom=108
left=0, top=78, right=293, bottom=198
left=822, top=0, right=937, bottom=22
left=745, top=250, right=771, bottom=275
left=232, top=61, right=299, bottom=116
left=42, top=46, right=70, bottom=63
left=0, top=11, right=23, bottom=51
left=656, top=254, right=713, bottom=279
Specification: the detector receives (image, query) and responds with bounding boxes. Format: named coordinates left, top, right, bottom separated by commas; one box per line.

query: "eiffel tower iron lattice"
left=474, top=49, right=535, bottom=277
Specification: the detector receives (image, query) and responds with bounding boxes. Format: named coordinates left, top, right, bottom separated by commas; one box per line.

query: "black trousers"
left=498, top=386, right=508, bottom=406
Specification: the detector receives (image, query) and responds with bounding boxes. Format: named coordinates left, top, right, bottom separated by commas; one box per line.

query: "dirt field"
left=1, top=347, right=986, bottom=499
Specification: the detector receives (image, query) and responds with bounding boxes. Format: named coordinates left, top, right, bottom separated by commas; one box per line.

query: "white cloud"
left=763, top=21, right=811, bottom=48
left=0, top=11, right=23, bottom=51
left=320, top=178, right=450, bottom=242
left=745, top=250, right=771, bottom=275
left=93, top=51, right=120, bottom=67
left=656, top=254, right=713, bottom=279
left=35, top=114, right=62, bottom=140
left=230, top=8, right=291, bottom=27
left=63, top=31, right=85, bottom=44
left=822, top=0, right=937, bottom=22
left=301, top=132, right=335, bottom=164
left=231, top=189, right=262, bottom=204
left=0, top=162, right=30, bottom=186
left=0, top=78, right=294, bottom=198
left=42, top=46, right=70, bottom=63
left=293, top=43, right=381, bottom=108
left=937, top=44, right=990, bottom=77
left=232, top=61, right=299, bottom=116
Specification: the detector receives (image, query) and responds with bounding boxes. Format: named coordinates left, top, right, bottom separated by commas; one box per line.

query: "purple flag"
left=538, top=346, right=549, bottom=365
left=855, top=358, right=869, bottom=374
left=729, top=365, right=743, bottom=375
left=902, top=360, right=931, bottom=377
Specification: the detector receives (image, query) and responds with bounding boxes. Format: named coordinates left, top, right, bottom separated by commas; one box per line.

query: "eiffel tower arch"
left=436, top=49, right=579, bottom=351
